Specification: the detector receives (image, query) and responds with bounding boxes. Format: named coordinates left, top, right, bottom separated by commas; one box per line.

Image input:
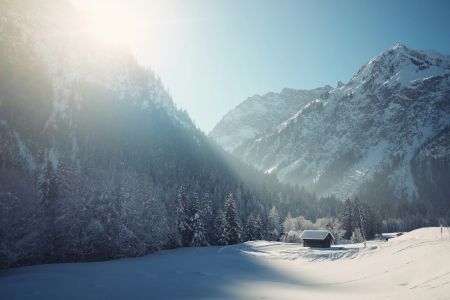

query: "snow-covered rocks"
left=209, top=86, right=332, bottom=152
left=215, top=44, right=450, bottom=202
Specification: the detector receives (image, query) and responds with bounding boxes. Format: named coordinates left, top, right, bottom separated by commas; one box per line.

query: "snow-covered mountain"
left=0, top=0, right=198, bottom=266
left=220, top=44, right=450, bottom=204
left=209, top=86, right=332, bottom=152
left=1, top=0, right=318, bottom=268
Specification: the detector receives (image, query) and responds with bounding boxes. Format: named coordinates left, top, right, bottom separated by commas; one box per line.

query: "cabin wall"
left=303, top=239, right=331, bottom=248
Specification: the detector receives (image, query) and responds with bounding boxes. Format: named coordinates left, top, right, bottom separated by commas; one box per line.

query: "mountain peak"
left=391, top=43, right=409, bottom=52
left=217, top=45, right=450, bottom=203
left=350, top=44, right=450, bottom=89
left=383, top=43, right=450, bottom=67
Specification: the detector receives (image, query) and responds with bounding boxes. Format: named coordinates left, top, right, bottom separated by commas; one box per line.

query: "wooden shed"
left=300, top=230, right=335, bottom=248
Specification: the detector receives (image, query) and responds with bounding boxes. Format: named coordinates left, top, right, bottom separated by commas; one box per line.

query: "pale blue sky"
left=75, top=0, right=450, bottom=132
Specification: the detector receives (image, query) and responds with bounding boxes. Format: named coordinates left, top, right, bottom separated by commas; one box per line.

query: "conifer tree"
left=175, top=186, right=190, bottom=246
left=253, top=214, right=265, bottom=240
left=224, top=193, right=240, bottom=244
left=283, top=211, right=295, bottom=233
left=39, top=161, right=59, bottom=207
left=190, top=192, right=208, bottom=246
left=38, top=160, right=59, bottom=260
left=202, top=192, right=214, bottom=244
left=340, top=199, right=354, bottom=239
left=325, top=218, right=344, bottom=244
left=245, top=213, right=256, bottom=241
left=214, top=209, right=228, bottom=245
left=351, top=227, right=364, bottom=243
left=191, top=212, right=208, bottom=247
left=142, top=195, right=169, bottom=251
left=268, top=206, right=281, bottom=241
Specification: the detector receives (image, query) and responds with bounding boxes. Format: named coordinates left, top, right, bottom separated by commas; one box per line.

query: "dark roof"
left=300, top=230, right=334, bottom=241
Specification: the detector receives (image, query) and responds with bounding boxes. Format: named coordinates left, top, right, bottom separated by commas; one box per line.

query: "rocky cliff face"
left=209, top=86, right=332, bottom=152
left=216, top=44, right=450, bottom=204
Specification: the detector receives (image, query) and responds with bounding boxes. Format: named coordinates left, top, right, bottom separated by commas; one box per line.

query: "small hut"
left=300, top=230, right=334, bottom=248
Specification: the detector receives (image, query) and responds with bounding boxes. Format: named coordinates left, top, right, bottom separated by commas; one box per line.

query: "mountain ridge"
left=212, top=44, right=450, bottom=207
left=209, top=85, right=333, bottom=152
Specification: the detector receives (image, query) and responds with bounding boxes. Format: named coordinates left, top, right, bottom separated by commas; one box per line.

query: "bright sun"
left=71, top=0, right=180, bottom=74
left=74, top=1, right=140, bottom=46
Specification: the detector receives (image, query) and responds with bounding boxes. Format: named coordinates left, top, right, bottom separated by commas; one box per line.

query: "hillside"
left=215, top=44, right=450, bottom=208
left=0, top=0, right=332, bottom=268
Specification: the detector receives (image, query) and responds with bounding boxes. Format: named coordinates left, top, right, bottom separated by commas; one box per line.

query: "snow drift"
left=1, top=227, right=449, bottom=300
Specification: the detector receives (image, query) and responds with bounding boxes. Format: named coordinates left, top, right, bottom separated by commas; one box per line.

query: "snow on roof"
left=300, top=230, right=333, bottom=241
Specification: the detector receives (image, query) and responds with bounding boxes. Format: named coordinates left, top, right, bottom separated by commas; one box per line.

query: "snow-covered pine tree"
left=268, top=206, right=281, bottom=241
left=351, top=197, right=373, bottom=243
left=190, top=192, right=208, bottom=247
left=245, top=213, right=256, bottom=241
left=351, top=227, right=364, bottom=243
left=360, top=202, right=376, bottom=240
left=254, top=214, right=265, bottom=240
left=38, top=160, right=59, bottom=261
left=340, top=199, right=354, bottom=239
left=224, top=193, right=240, bottom=244
left=325, top=218, right=344, bottom=244
left=202, top=192, right=214, bottom=245
left=37, top=161, right=52, bottom=204
left=142, top=195, right=170, bottom=251
left=51, top=156, right=80, bottom=258
left=175, top=185, right=190, bottom=247
left=191, top=211, right=208, bottom=247
left=351, top=198, right=360, bottom=231
left=38, top=160, right=59, bottom=209
left=94, top=173, right=123, bottom=258
left=283, top=211, right=295, bottom=233
left=357, top=202, right=368, bottom=242
left=214, top=209, right=228, bottom=245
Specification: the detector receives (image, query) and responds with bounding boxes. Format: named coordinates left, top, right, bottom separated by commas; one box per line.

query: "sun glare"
left=78, top=1, right=140, bottom=46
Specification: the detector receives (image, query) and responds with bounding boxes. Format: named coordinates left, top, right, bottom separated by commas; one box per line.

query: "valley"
left=1, top=228, right=449, bottom=300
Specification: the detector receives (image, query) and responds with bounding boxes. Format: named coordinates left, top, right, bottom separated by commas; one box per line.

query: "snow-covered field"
left=1, top=227, right=449, bottom=300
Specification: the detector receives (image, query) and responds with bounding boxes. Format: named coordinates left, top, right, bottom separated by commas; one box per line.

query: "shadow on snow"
left=0, top=243, right=347, bottom=300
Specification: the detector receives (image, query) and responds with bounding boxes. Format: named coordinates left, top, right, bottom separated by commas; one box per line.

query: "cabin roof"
left=300, top=230, right=334, bottom=241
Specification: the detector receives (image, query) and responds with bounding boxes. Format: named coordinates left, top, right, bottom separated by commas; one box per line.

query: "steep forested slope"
left=0, top=0, right=338, bottom=268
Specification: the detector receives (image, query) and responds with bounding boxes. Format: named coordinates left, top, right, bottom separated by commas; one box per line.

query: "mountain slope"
left=0, top=0, right=335, bottom=268
left=209, top=86, right=332, bottom=152
left=227, top=44, right=450, bottom=204
left=0, top=0, right=204, bottom=266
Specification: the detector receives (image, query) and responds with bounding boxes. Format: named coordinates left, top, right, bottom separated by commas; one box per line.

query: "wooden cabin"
left=300, top=230, right=335, bottom=248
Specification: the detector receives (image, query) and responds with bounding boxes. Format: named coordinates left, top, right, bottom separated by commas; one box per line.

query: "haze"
left=72, top=0, right=450, bottom=132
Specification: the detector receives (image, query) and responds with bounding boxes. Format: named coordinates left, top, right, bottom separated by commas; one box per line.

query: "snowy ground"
left=1, top=227, right=450, bottom=300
